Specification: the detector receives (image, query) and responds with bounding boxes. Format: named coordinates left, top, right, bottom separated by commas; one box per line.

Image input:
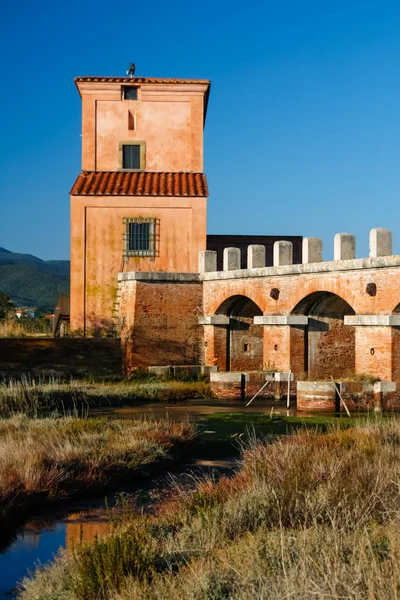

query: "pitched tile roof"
left=70, top=171, right=209, bottom=197
left=75, top=76, right=210, bottom=85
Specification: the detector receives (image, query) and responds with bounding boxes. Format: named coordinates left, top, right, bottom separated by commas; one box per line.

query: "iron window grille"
left=123, top=217, right=160, bottom=258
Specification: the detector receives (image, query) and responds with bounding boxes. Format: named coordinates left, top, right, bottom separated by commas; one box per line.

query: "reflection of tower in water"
left=65, top=510, right=112, bottom=552
left=18, top=530, right=41, bottom=550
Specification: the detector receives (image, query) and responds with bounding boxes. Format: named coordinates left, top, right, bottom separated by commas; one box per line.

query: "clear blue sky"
left=1, top=0, right=400, bottom=260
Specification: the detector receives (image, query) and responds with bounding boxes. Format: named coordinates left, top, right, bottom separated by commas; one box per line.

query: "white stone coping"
left=254, top=315, right=308, bottom=326
left=297, top=380, right=396, bottom=393
left=198, top=315, right=230, bottom=325
left=199, top=255, right=400, bottom=281
left=374, top=381, right=396, bottom=393
left=210, top=372, right=243, bottom=383
left=118, top=271, right=199, bottom=282
left=344, top=315, right=400, bottom=326
left=297, top=381, right=336, bottom=392
left=265, top=371, right=294, bottom=382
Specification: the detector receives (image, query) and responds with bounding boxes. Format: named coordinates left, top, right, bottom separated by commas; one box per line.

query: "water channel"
left=0, top=399, right=331, bottom=598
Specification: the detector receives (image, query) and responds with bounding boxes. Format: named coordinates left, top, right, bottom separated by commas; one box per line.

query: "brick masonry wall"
left=0, top=338, right=121, bottom=378
left=229, top=298, right=263, bottom=371
left=120, top=280, right=203, bottom=374
left=202, top=265, right=400, bottom=395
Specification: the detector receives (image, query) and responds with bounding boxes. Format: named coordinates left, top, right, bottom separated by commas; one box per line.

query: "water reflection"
left=0, top=509, right=113, bottom=599
left=0, top=455, right=236, bottom=599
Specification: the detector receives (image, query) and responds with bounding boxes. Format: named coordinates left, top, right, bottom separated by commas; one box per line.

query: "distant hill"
left=0, top=248, right=70, bottom=310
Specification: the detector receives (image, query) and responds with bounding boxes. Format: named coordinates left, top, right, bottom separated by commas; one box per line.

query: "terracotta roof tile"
left=75, top=76, right=210, bottom=85
left=70, top=171, right=208, bottom=197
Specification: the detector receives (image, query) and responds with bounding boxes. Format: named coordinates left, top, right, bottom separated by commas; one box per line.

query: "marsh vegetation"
left=19, top=418, right=400, bottom=599
left=0, top=376, right=211, bottom=417
left=0, top=415, right=194, bottom=531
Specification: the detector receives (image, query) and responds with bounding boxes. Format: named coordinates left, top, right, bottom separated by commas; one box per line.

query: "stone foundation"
left=297, top=380, right=396, bottom=412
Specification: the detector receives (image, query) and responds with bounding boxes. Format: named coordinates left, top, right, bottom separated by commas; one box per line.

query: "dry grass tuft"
left=0, top=415, right=195, bottom=526
left=0, top=377, right=211, bottom=417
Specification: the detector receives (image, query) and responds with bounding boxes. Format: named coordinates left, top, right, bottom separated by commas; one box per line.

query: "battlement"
left=199, top=228, right=399, bottom=280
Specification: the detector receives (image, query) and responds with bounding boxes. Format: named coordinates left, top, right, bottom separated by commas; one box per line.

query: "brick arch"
left=213, top=294, right=263, bottom=372
left=291, top=290, right=355, bottom=379
left=392, top=302, right=400, bottom=314
left=208, top=287, right=265, bottom=316
left=289, top=279, right=358, bottom=315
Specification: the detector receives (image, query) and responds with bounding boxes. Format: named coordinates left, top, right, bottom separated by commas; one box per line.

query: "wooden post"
left=287, top=369, right=291, bottom=409
left=330, top=376, right=351, bottom=417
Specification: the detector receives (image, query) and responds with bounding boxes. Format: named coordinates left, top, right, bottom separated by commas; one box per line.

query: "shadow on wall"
left=215, top=295, right=263, bottom=372
left=292, top=291, right=356, bottom=380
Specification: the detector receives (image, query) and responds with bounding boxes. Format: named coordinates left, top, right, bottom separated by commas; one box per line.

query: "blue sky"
left=1, top=0, right=400, bottom=260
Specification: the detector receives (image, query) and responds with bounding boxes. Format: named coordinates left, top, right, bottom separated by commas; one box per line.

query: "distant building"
left=15, top=309, right=35, bottom=319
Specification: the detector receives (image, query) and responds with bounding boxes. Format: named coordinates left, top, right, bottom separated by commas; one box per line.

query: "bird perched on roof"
left=126, top=63, right=136, bottom=78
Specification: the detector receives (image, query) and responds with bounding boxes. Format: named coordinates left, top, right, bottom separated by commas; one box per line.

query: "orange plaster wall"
left=70, top=194, right=207, bottom=333
left=77, top=82, right=207, bottom=172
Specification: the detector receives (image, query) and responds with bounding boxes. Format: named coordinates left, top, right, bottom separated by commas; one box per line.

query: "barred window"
left=123, top=217, right=159, bottom=257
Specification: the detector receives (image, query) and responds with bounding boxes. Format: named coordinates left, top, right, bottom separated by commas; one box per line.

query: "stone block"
left=273, top=241, right=293, bottom=266
left=369, top=228, right=392, bottom=258
left=198, top=250, right=217, bottom=273
left=223, top=247, right=241, bottom=271
left=172, top=365, right=202, bottom=377
left=334, top=233, right=355, bottom=261
left=373, top=381, right=396, bottom=393
left=265, top=371, right=294, bottom=382
left=344, top=315, right=400, bottom=326
left=201, top=365, right=218, bottom=374
left=198, top=315, right=230, bottom=325
left=247, top=245, right=266, bottom=269
left=254, top=315, right=308, bottom=326
left=148, top=366, right=173, bottom=377
left=302, top=237, right=322, bottom=263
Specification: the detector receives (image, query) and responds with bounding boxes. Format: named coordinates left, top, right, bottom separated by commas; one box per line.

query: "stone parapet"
left=199, top=254, right=400, bottom=281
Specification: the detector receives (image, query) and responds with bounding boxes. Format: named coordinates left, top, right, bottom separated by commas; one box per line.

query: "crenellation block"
left=247, top=245, right=266, bottom=269
left=303, top=237, right=322, bottom=263
left=273, top=241, right=293, bottom=266
left=334, top=233, right=355, bottom=261
left=198, top=250, right=217, bottom=273
left=223, top=247, right=241, bottom=271
left=369, top=228, right=392, bottom=258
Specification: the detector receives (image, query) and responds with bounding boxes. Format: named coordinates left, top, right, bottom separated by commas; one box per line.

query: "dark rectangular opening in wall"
left=244, top=343, right=251, bottom=352
left=123, top=86, right=138, bottom=100
left=123, top=145, right=141, bottom=169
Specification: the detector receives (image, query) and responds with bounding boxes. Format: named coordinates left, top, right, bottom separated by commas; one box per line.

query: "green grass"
left=197, top=412, right=355, bottom=441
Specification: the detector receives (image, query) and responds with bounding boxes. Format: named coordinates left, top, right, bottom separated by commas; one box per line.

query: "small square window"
left=123, top=86, right=138, bottom=100
left=123, top=217, right=159, bottom=257
left=244, top=343, right=251, bottom=352
left=123, top=145, right=141, bottom=169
